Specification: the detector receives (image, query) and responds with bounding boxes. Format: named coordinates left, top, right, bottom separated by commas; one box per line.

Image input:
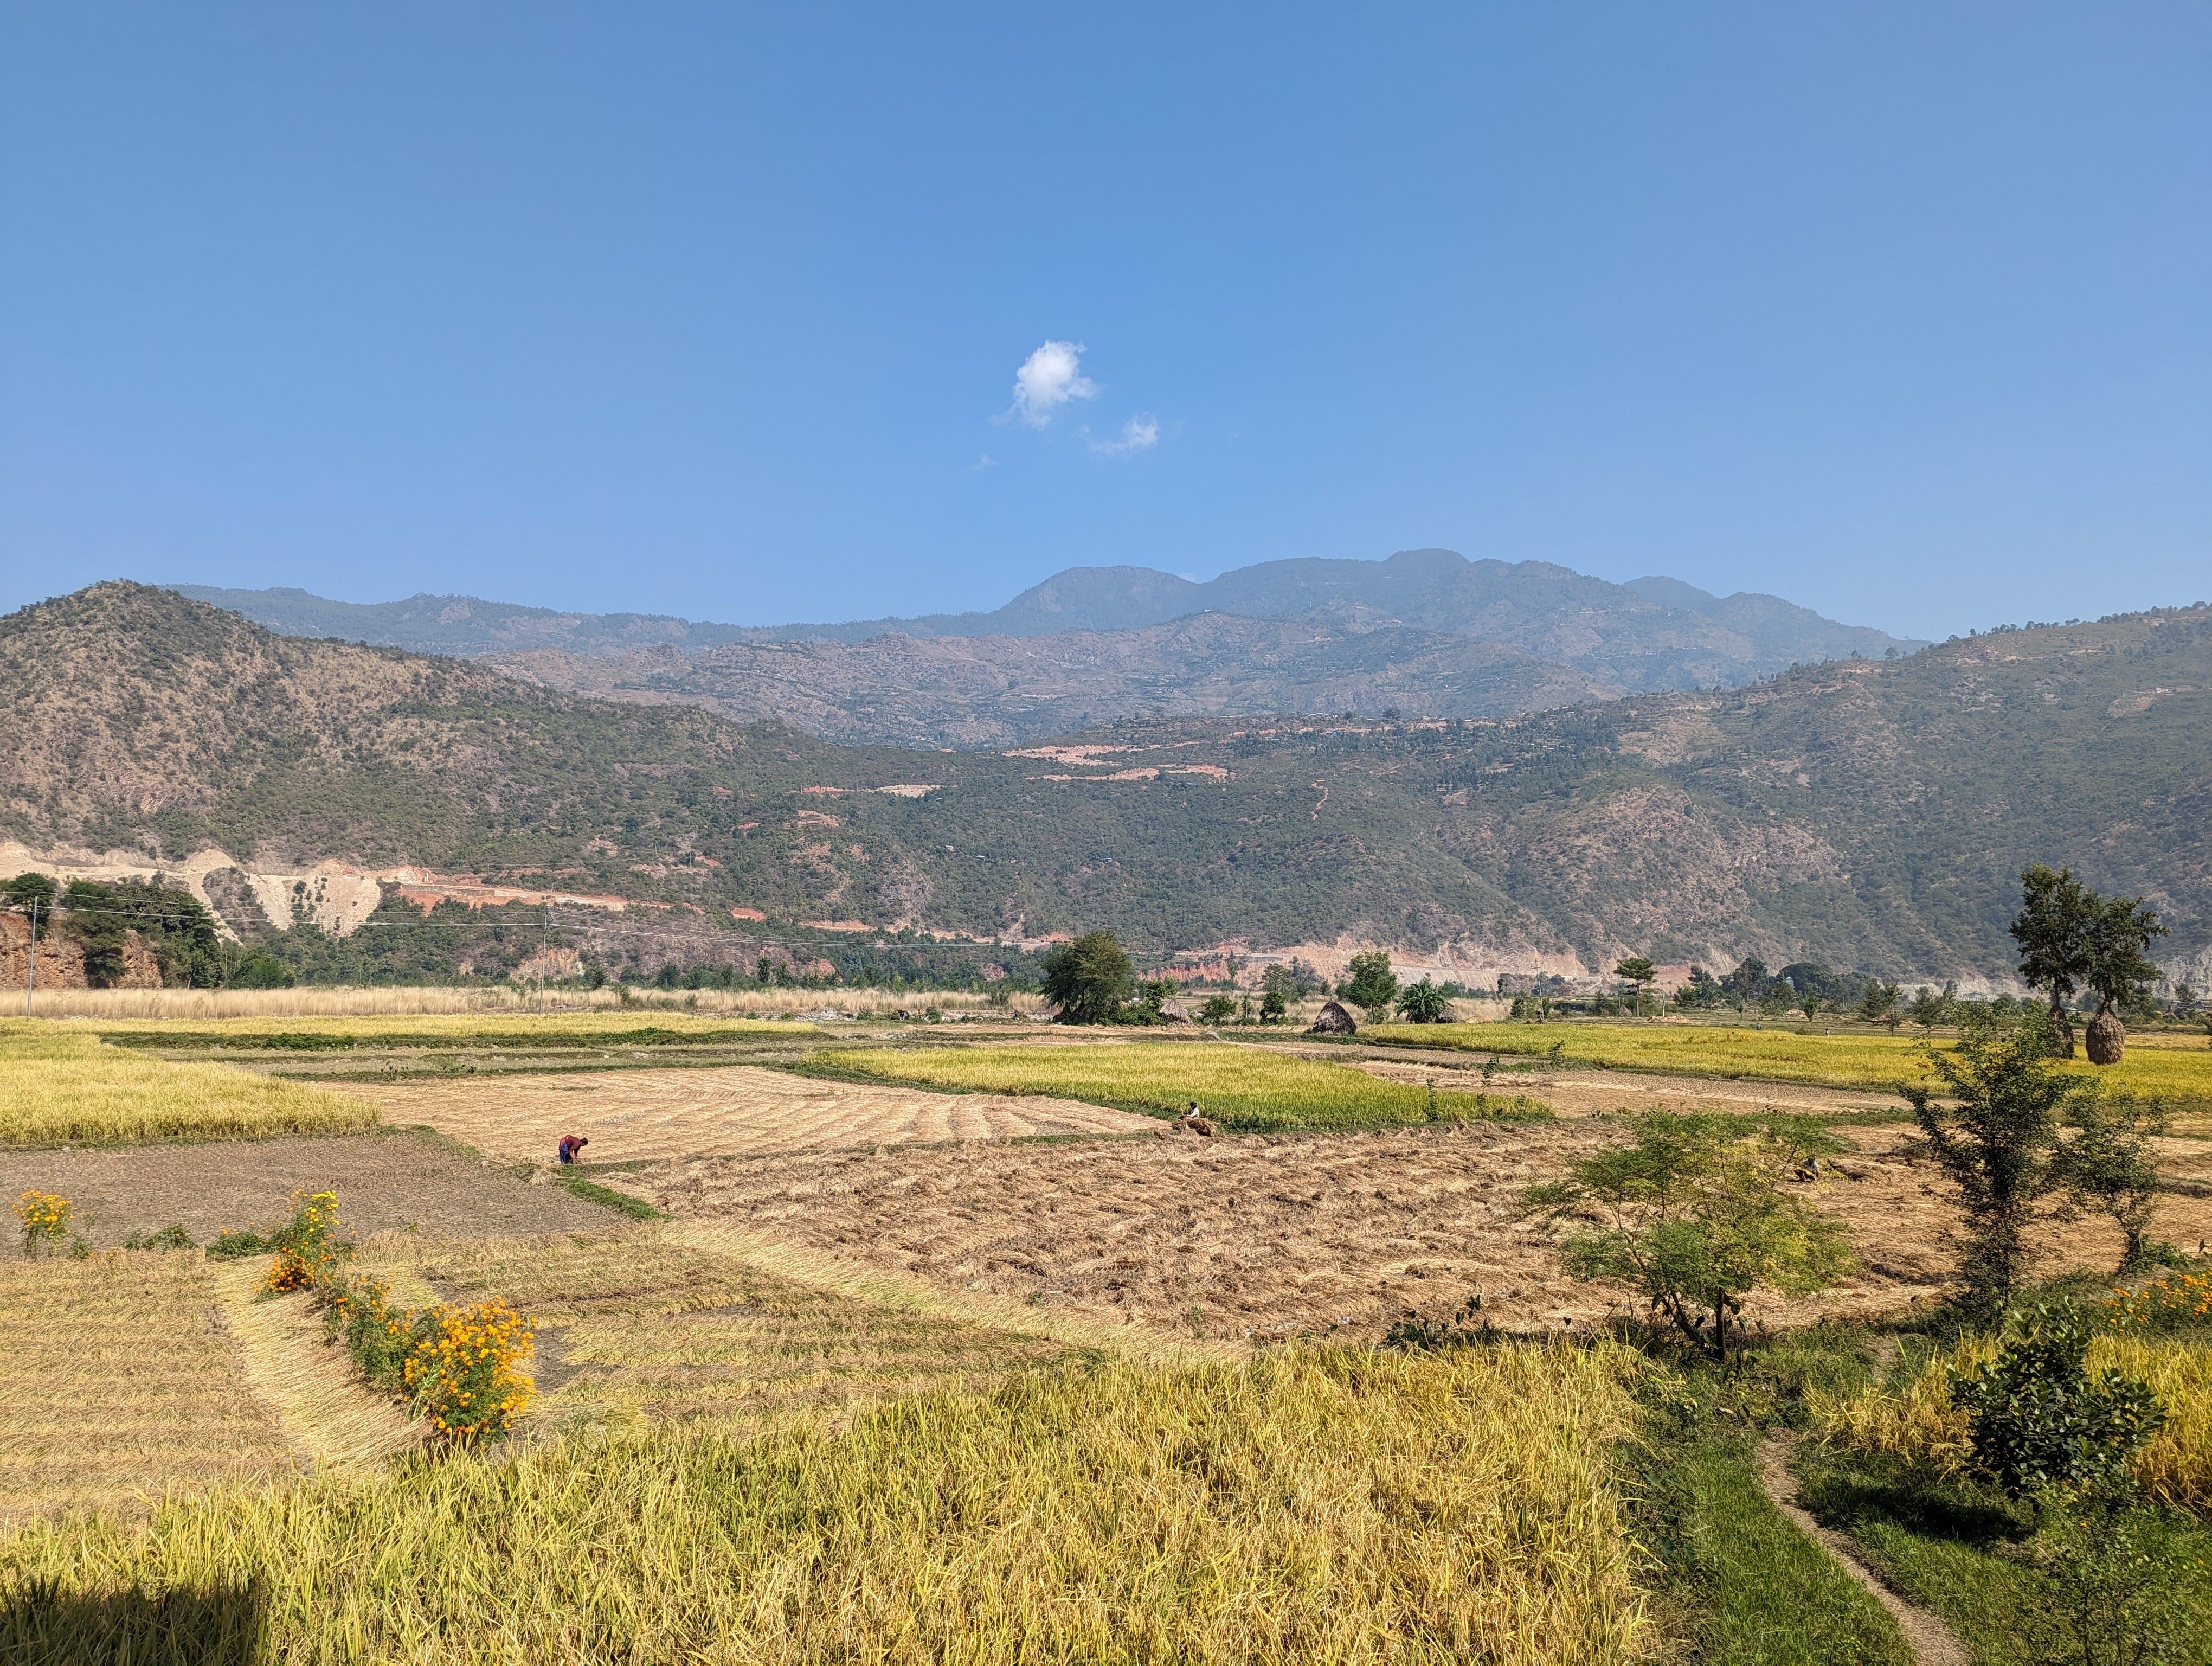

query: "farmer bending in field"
left=557, top=1133, right=589, bottom=1165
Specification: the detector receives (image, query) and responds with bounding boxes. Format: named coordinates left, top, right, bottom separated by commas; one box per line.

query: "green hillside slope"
left=5, top=585, right=2207, bottom=984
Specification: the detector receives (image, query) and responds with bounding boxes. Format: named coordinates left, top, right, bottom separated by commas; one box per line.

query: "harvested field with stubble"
left=633, top=1119, right=2212, bottom=1343
left=809, top=1040, right=1549, bottom=1133
left=1364, top=1019, right=2212, bottom=1104
left=385, top=1226, right=1089, bottom=1437
left=0, top=1252, right=296, bottom=1521
left=1339, top=1050, right=1917, bottom=1121
left=358, top=1063, right=1154, bottom=1165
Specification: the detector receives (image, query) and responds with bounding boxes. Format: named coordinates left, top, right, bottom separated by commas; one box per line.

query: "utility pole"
left=540, top=906, right=549, bottom=1014
left=24, top=899, right=37, bottom=1018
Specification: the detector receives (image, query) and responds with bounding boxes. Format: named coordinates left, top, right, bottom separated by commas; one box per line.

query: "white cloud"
left=969, top=453, right=996, bottom=471
left=1006, top=339, right=1097, bottom=427
left=1088, top=413, right=1160, bottom=456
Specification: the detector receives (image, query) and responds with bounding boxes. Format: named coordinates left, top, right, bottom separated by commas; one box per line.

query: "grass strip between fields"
left=801, top=1040, right=1549, bottom=1132
left=553, top=1171, right=662, bottom=1220
left=0, top=1024, right=379, bottom=1146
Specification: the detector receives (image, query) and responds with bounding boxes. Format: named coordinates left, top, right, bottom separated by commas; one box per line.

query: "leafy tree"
left=1904, top=1008, right=2086, bottom=1317
left=2052, top=1091, right=2170, bottom=1274
left=1039, top=931, right=1135, bottom=1025
left=1799, top=992, right=1821, bottom=1022
left=2012, top=864, right=2100, bottom=1057
left=1257, top=962, right=1303, bottom=1023
left=3, top=872, right=57, bottom=907
left=1197, top=993, right=1239, bottom=1026
left=1859, top=978, right=1902, bottom=1030
left=1395, top=977, right=1451, bottom=1023
left=2081, top=893, right=2165, bottom=1061
left=1613, top=956, right=1656, bottom=1017
left=2173, top=982, right=2200, bottom=1021
left=1906, top=982, right=1954, bottom=1034
left=1724, top=958, right=1771, bottom=1013
left=1523, top=1110, right=1854, bottom=1362
left=227, top=948, right=295, bottom=990
left=1126, top=978, right=1178, bottom=1023
left=1338, top=951, right=1400, bottom=1023
left=1672, top=965, right=1723, bottom=1011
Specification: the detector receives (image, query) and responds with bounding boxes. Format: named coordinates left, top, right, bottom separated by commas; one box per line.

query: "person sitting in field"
left=557, top=1133, right=589, bottom=1165
left=1179, top=1102, right=1216, bottom=1137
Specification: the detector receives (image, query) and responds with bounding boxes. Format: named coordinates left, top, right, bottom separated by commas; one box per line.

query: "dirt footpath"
left=356, top=1064, right=1154, bottom=1165
left=0, top=1130, right=612, bottom=1246
left=630, top=1120, right=2212, bottom=1344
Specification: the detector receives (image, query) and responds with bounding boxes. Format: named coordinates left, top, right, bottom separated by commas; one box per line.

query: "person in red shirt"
left=557, top=1133, right=589, bottom=1165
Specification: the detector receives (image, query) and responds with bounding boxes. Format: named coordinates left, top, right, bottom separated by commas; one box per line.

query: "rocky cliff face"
left=0, top=913, right=162, bottom=989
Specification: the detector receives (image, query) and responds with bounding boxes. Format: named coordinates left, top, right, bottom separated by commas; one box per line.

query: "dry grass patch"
left=812, top=1040, right=1548, bottom=1132
left=0, top=1026, right=377, bottom=1146
left=0, top=1251, right=294, bottom=1521
left=0, top=1342, right=1648, bottom=1665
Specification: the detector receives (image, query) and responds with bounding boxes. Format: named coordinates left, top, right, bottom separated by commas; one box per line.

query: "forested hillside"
left=8, top=584, right=2208, bottom=985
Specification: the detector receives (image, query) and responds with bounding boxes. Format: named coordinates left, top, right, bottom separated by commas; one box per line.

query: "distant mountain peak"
left=167, top=551, right=1927, bottom=746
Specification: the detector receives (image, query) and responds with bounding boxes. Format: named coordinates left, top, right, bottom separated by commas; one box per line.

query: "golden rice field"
left=66, top=1010, right=822, bottom=1043
left=15, top=984, right=1044, bottom=1021
left=812, top=1040, right=1550, bottom=1132
left=0, top=1026, right=378, bottom=1146
left=1366, top=1021, right=2212, bottom=1103
left=0, top=1341, right=1647, bottom=1666
left=1811, top=1329, right=2212, bottom=1514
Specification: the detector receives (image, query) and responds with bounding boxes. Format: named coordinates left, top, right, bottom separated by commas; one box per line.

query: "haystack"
left=1309, top=999, right=1358, bottom=1035
left=2086, top=1008, right=2126, bottom=1065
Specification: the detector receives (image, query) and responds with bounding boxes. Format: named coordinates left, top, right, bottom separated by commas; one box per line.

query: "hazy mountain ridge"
left=9, top=584, right=2205, bottom=986
left=172, top=552, right=1922, bottom=748
left=481, top=614, right=1620, bottom=748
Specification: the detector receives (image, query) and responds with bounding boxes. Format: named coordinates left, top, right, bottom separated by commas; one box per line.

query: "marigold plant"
left=2104, top=1268, right=2212, bottom=1333
left=320, top=1270, right=416, bottom=1393
left=260, top=1189, right=346, bottom=1292
left=403, top=1299, right=535, bottom=1444
left=15, top=1190, right=72, bottom=1258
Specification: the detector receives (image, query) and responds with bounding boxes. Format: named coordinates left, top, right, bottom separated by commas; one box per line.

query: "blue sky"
left=3, top=4, right=2207, bottom=640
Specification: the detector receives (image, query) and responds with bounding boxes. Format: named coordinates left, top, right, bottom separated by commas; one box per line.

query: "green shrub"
left=1951, top=1302, right=2165, bottom=1498
left=120, top=1225, right=194, bottom=1252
